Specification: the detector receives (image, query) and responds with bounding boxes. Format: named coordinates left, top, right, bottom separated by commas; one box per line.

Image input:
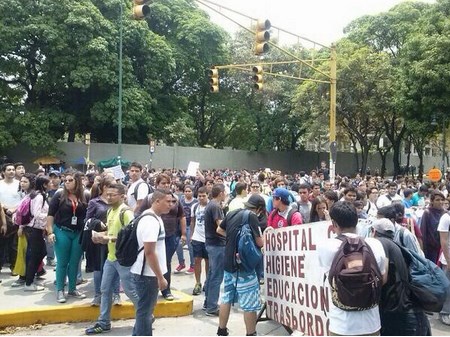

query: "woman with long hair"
left=46, top=170, right=89, bottom=303
left=309, top=196, right=330, bottom=223
left=23, top=175, right=50, bottom=291
left=11, top=173, right=36, bottom=287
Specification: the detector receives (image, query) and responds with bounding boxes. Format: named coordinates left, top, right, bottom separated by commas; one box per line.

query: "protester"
left=132, top=189, right=171, bottom=336
left=215, top=194, right=265, bottom=336
left=318, top=201, right=386, bottom=336
left=46, top=170, right=89, bottom=303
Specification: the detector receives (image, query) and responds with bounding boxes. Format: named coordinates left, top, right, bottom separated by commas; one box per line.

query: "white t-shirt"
left=0, top=180, right=21, bottom=209
left=126, top=179, right=149, bottom=209
left=376, top=193, right=402, bottom=209
left=131, top=210, right=167, bottom=277
left=191, top=203, right=207, bottom=242
left=318, top=233, right=386, bottom=335
left=438, top=213, right=450, bottom=265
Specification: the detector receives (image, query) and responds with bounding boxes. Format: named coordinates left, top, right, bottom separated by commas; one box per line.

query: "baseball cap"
left=272, top=188, right=290, bottom=205
left=244, top=194, right=266, bottom=210
left=372, top=218, right=395, bottom=236
left=49, top=170, right=61, bottom=177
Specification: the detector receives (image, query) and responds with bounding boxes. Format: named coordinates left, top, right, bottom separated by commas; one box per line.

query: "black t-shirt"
left=220, top=209, right=262, bottom=273
left=48, top=191, right=88, bottom=231
left=204, top=199, right=225, bottom=246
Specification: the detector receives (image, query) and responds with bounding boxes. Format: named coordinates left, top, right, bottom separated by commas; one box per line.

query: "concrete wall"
left=5, top=142, right=444, bottom=176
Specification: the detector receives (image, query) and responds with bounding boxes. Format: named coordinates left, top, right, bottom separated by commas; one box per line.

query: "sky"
left=196, top=0, right=436, bottom=48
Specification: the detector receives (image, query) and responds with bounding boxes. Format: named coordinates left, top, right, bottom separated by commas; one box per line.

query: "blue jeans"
left=94, top=269, right=120, bottom=297
left=162, top=235, right=179, bottom=296
left=441, top=268, right=450, bottom=315
left=176, top=226, right=194, bottom=267
left=205, top=244, right=225, bottom=313
left=97, top=260, right=139, bottom=329
left=132, top=274, right=159, bottom=336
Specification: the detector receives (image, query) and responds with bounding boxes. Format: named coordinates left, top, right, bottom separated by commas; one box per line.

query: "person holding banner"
left=215, top=194, right=265, bottom=336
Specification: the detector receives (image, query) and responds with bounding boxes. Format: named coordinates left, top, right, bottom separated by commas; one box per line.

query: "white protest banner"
left=186, top=161, right=199, bottom=177
left=264, top=221, right=333, bottom=336
left=108, top=165, right=125, bottom=180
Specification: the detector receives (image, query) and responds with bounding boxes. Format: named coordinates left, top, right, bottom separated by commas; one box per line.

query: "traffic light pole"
left=329, top=44, right=337, bottom=184
left=118, top=0, right=123, bottom=159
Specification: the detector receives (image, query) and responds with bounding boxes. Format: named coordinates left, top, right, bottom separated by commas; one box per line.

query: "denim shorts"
left=221, top=271, right=261, bottom=312
left=191, top=240, right=208, bottom=259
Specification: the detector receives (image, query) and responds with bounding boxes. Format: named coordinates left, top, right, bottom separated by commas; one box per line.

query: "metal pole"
left=329, top=44, right=337, bottom=185
left=442, top=115, right=446, bottom=174
left=118, top=0, right=123, bottom=158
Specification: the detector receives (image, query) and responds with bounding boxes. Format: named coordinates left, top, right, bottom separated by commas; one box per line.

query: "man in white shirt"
left=376, top=182, right=402, bottom=209
left=438, top=212, right=450, bottom=325
left=227, top=182, right=247, bottom=212
left=0, top=163, right=21, bottom=273
left=126, top=162, right=151, bottom=214
left=319, top=201, right=386, bottom=336
left=132, top=189, right=171, bottom=336
left=190, top=186, right=209, bottom=296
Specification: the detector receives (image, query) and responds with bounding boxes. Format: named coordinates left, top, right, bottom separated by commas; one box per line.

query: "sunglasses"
left=64, top=179, right=74, bottom=183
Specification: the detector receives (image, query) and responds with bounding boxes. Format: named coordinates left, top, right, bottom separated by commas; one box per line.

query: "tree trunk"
left=392, top=138, right=402, bottom=178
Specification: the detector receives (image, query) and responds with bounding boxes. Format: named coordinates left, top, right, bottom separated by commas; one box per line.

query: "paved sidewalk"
left=1, top=252, right=449, bottom=336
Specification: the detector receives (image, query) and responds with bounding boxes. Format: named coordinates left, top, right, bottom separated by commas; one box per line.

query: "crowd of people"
left=0, top=159, right=450, bottom=335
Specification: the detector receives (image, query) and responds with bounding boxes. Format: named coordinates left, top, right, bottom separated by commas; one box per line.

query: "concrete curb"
left=0, top=290, right=192, bottom=328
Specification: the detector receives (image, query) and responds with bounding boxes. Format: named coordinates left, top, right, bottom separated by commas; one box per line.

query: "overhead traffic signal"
left=254, top=19, right=271, bottom=56
left=252, top=66, right=263, bottom=90
left=133, top=0, right=150, bottom=20
left=208, top=68, right=219, bottom=93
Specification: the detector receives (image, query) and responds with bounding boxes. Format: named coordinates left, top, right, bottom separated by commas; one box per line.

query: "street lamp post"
left=442, top=115, right=447, bottom=174
left=118, top=0, right=123, bottom=159
left=85, top=133, right=91, bottom=171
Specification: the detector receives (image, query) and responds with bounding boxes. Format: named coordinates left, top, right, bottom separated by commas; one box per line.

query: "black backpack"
left=115, top=213, right=159, bottom=271
left=131, top=181, right=153, bottom=201
left=328, top=235, right=382, bottom=311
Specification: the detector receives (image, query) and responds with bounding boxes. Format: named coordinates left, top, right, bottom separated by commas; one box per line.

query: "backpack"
left=268, top=208, right=298, bottom=227
left=328, top=235, right=382, bottom=311
left=396, top=242, right=450, bottom=312
left=115, top=212, right=159, bottom=270
left=15, top=195, right=33, bottom=226
left=131, top=181, right=153, bottom=201
left=236, top=210, right=262, bottom=273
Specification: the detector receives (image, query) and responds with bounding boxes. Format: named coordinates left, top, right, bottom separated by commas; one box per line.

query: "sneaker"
left=440, top=313, right=450, bottom=325
left=57, top=290, right=67, bottom=303
left=174, top=264, right=186, bottom=274
left=205, top=309, right=220, bottom=317
left=11, top=279, right=26, bottom=287
left=67, top=290, right=86, bottom=299
left=185, top=267, right=195, bottom=275
left=112, top=294, right=122, bottom=306
left=217, top=327, right=229, bottom=336
left=163, top=293, right=174, bottom=301
left=24, top=283, right=44, bottom=291
left=192, top=283, right=202, bottom=296
left=85, top=323, right=111, bottom=335
left=91, top=295, right=101, bottom=307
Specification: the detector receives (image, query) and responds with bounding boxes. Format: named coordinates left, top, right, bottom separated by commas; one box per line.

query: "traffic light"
left=133, top=0, right=150, bottom=20
left=254, top=19, right=271, bottom=56
left=208, top=68, right=219, bottom=93
left=252, top=65, right=263, bottom=90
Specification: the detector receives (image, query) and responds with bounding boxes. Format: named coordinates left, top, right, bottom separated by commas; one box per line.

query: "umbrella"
left=33, top=156, right=62, bottom=165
